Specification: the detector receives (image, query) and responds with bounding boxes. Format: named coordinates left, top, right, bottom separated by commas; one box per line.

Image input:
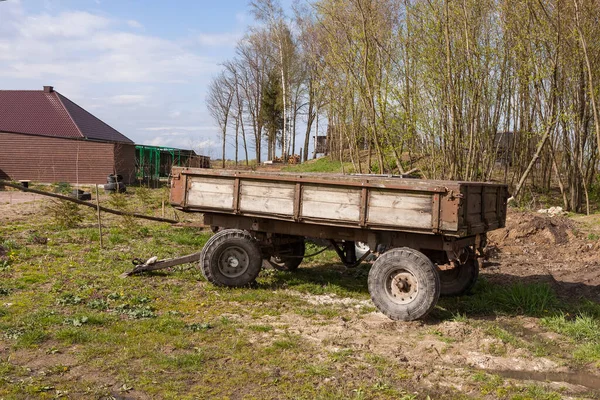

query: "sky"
left=0, top=0, right=294, bottom=159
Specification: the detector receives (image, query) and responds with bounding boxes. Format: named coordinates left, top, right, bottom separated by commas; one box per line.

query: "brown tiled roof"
left=0, top=87, right=133, bottom=144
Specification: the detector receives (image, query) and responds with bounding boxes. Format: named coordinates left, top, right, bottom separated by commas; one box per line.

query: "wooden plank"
left=187, top=178, right=234, bottom=209
left=300, top=185, right=362, bottom=222
left=239, top=180, right=295, bottom=215
left=293, top=183, right=302, bottom=221
left=367, top=207, right=432, bottom=229
left=359, top=188, right=368, bottom=227
left=367, top=190, right=433, bottom=229
left=240, top=180, right=296, bottom=198
left=302, top=185, right=361, bottom=205
left=239, top=195, right=294, bottom=215
left=301, top=200, right=360, bottom=221
left=233, top=178, right=241, bottom=213
left=368, top=191, right=432, bottom=211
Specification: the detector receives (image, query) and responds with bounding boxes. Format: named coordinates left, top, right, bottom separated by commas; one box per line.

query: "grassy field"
left=1, top=187, right=599, bottom=399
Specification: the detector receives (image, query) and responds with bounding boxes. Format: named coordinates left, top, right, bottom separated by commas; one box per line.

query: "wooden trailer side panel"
left=367, top=190, right=433, bottom=230
left=301, top=185, right=361, bottom=222
left=239, top=180, right=295, bottom=216
left=187, top=177, right=234, bottom=209
left=459, top=184, right=508, bottom=233
left=171, top=167, right=509, bottom=237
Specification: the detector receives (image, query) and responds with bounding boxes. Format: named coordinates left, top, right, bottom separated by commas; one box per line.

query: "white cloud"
left=0, top=1, right=244, bottom=158
left=109, top=94, right=147, bottom=105
left=19, top=11, right=111, bottom=39
left=0, top=6, right=219, bottom=84
left=197, top=32, right=242, bottom=47
left=142, top=126, right=214, bottom=132
left=127, top=19, right=143, bottom=29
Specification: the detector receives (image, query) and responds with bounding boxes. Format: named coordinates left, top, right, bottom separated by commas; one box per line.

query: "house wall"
left=0, top=132, right=134, bottom=184
left=114, top=143, right=136, bottom=184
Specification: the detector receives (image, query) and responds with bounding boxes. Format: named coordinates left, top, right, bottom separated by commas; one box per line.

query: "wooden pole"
left=95, top=185, right=103, bottom=249
left=162, top=199, right=165, bottom=219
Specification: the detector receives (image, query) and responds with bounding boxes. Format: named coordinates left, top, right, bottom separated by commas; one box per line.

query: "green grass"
left=282, top=156, right=354, bottom=173
left=0, top=188, right=591, bottom=399
left=541, top=313, right=600, bottom=363
left=437, top=279, right=558, bottom=317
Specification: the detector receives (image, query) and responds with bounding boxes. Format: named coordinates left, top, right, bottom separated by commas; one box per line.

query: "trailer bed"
left=170, top=168, right=509, bottom=237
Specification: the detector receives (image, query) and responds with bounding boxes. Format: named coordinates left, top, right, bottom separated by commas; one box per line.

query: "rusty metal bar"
left=431, top=193, right=441, bottom=234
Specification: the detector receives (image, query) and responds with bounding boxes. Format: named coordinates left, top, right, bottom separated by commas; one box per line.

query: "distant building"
left=0, top=86, right=136, bottom=184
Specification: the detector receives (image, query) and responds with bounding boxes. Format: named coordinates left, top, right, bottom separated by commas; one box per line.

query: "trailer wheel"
left=368, top=248, right=440, bottom=321
left=200, top=229, right=262, bottom=287
left=269, top=240, right=305, bottom=271
left=439, top=257, right=479, bottom=296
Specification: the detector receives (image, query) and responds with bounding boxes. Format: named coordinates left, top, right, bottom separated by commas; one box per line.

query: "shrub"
left=45, top=200, right=84, bottom=229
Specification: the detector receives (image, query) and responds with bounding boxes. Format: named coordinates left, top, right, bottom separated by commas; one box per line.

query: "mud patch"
left=488, top=369, right=600, bottom=392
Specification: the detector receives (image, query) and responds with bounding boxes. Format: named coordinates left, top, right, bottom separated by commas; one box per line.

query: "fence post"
left=95, top=184, right=103, bottom=249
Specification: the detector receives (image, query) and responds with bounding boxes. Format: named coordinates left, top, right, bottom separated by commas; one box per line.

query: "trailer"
left=169, top=167, right=509, bottom=321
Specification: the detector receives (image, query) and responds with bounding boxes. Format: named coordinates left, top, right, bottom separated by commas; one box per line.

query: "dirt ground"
left=487, top=211, right=600, bottom=302
left=1, top=189, right=599, bottom=398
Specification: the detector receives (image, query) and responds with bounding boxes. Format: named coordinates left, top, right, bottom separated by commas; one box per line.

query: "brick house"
left=0, top=86, right=136, bottom=184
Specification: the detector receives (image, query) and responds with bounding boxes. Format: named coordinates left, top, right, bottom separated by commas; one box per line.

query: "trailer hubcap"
left=387, top=270, right=418, bottom=305
left=218, top=246, right=249, bottom=278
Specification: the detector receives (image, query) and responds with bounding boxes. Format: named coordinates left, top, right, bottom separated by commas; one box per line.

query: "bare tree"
left=207, top=71, right=234, bottom=168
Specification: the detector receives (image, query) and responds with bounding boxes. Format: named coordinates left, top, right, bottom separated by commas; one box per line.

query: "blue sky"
left=0, top=0, right=295, bottom=159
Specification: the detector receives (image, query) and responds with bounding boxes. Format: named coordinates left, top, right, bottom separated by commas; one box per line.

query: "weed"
left=4, top=328, right=24, bottom=340
left=541, top=313, right=600, bottom=362
left=107, top=193, right=138, bottom=227
left=64, top=316, right=89, bottom=326
left=56, top=293, right=83, bottom=306
left=0, top=259, right=10, bottom=271
left=445, top=279, right=558, bottom=316
left=47, top=365, right=70, bottom=375
left=87, top=299, right=109, bottom=310
left=45, top=200, right=84, bottom=229
left=248, top=324, right=273, bottom=332
left=0, top=287, right=10, bottom=296
left=17, top=329, right=49, bottom=347
left=107, top=292, right=122, bottom=300
left=187, top=323, right=212, bottom=332
left=450, top=312, right=468, bottom=322
left=330, top=349, right=354, bottom=361
left=114, top=303, right=156, bottom=319
left=55, top=328, right=92, bottom=344
left=52, top=182, right=73, bottom=194
left=135, top=186, right=154, bottom=206
left=282, top=157, right=354, bottom=173
left=541, top=313, right=600, bottom=342
left=511, top=385, right=562, bottom=400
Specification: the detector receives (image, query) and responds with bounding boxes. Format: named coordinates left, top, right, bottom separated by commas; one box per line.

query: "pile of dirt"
left=485, top=210, right=600, bottom=301
left=488, top=212, right=576, bottom=247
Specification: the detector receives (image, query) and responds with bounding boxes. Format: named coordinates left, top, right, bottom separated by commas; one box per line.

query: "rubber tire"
left=269, top=240, right=305, bottom=271
left=200, top=229, right=262, bottom=287
left=198, top=232, right=225, bottom=279
left=439, top=258, right=479, bottom=296
left=368, top=247, right=440, bottom=321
